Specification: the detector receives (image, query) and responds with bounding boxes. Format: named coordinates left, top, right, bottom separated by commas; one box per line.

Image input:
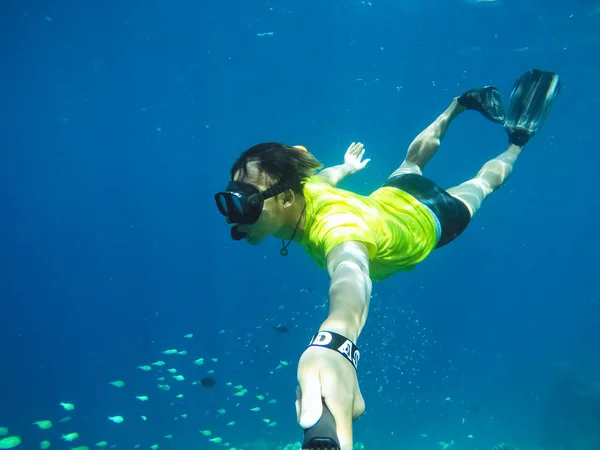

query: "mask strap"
left=262, top=179, right=295, bottom=201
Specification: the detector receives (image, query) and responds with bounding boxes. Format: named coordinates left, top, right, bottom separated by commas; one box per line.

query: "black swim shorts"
left=383, top=173, right=471, bottom=248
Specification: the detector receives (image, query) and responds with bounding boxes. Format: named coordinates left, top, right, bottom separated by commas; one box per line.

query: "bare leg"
left=388, top=98, right=466, bottom=178
left=446, top=144, right=522, bottom=217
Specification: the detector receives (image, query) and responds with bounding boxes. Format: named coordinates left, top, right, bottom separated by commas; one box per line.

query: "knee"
left=391, top=162, right=422, bottom=178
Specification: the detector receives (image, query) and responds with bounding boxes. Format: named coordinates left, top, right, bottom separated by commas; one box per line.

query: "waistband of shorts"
left=418, top=201, right=442, bottom=246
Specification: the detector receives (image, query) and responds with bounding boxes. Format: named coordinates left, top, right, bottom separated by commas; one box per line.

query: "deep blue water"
left=1, top=0, right=599, bottom=449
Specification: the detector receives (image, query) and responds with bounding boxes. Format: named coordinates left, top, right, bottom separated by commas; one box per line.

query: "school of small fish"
left=0, top=332, right=291, bottom=449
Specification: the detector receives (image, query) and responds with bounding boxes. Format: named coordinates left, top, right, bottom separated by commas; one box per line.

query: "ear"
left=280, top=189, right=295, bottom=209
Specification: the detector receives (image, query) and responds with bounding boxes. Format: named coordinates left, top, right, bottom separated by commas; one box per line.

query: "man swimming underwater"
left=214, top=69, right=560, bottom=450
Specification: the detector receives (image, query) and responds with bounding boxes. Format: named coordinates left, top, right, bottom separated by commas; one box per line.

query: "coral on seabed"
left=277, top=442, right=365, bottom=450
left=240, top=440, right=366, bottom=450
left=248, top=442, right=514, bottom=450
left=492, top=444, right=519, bottom=450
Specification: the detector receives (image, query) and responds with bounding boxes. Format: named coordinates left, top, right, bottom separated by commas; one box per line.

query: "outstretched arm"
left=296, top=241, right=372, bottom=450
left=318, top=142, right=371, bottom=187
left=322, top=241, right=372, bottom=341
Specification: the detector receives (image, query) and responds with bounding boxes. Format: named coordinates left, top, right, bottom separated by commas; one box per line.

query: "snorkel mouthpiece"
left=230, top=226, right=247, bottom=241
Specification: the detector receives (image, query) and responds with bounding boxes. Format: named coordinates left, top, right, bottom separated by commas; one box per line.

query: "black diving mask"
left=215, top=179, right=296, bottom=239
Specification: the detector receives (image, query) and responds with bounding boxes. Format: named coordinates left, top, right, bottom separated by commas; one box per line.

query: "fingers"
left=345, top=143, right=368, bottom=171
left=326, top=395, right=354, bottom=450
left=297, top=372, right=323, bottom=428
left=346, top=142, right=364, bottom=155
left=295, top=386, right=302, bottom=422
left=352, top=386, right=366, bottom=419
left=321, top=368, right=355, bottom=450
left=353, top=145, right=365, bottom=162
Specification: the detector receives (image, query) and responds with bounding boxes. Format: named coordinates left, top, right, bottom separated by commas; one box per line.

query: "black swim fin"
left=458, top=86, right=506, bottom=124
left=504, top=69, right=561, bottom=147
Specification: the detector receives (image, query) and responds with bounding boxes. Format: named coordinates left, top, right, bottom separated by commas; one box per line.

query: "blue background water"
left=1, top=0, right=599, bottom=449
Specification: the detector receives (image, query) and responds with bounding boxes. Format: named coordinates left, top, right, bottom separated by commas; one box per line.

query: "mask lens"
left=214, top=193, right=241, bottom=221
left=215, top=190, right=260, bottom=224
left=215, top=194, right=229, bottom=217
left=231, top=195, right=244, bottom=216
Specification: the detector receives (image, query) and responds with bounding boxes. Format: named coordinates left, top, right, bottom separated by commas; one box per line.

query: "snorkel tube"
left=302, top=403, right=340, bottom=450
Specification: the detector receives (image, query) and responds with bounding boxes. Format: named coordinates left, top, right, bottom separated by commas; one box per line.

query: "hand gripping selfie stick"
left=302, top=403, right=340, bottom=450
left=302, top=331, right=359, bottom=450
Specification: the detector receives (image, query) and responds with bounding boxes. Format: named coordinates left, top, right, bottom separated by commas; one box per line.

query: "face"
left=232, top=164, right=288, bottom=245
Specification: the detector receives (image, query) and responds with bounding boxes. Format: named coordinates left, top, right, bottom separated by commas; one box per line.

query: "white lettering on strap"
left=338, top=340, right=352, bottom=359
left=311, top=331, right=333, bottom=346
left=308, top=331, right=360, bottom=370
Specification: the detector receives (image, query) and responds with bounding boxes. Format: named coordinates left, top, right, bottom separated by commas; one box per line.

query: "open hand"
left=296, top=346, right=365, bottom=450
left=343, top=142, right=371, bottom=174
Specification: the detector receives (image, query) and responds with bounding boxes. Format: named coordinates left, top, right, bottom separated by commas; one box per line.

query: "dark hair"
left=230, top=143, right=323, bottom=193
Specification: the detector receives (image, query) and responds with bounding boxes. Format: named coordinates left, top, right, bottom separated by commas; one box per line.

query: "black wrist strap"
left=308, top=331, right=360, bottom=371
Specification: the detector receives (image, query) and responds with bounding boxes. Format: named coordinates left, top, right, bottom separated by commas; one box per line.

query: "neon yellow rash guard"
left=299, top=176, right=439, bottom=282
